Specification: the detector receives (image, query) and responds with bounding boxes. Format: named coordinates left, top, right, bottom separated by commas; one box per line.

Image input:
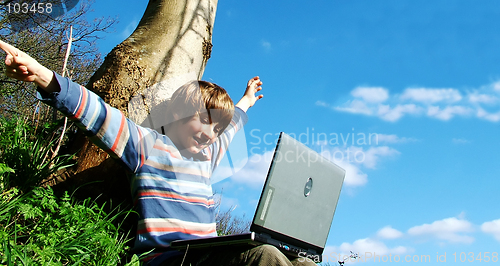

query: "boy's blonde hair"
left=163, top=80, right=234, bottom=135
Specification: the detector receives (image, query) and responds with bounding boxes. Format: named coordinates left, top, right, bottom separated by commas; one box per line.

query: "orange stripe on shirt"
left=74, top=86, right=88, bottom=119
left=109, top=114, right=126, bottom=153
left=137, top=226, right=216, bottom=236
left=153, top=143, right=180, bottom=159
left=138, top=191, right=215, bottom=205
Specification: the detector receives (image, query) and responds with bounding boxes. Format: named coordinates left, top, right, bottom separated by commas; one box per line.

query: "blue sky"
left=87, top=1, right=500, bottom=264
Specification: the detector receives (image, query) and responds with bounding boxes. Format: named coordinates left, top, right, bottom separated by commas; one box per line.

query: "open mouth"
left=194, top=137, right=208, bottom=147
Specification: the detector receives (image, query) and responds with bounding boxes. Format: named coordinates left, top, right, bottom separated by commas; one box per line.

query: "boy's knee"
left=254, top=245, right=317, bottom=265
left=255, top=244, right=282, bottom=256
left=251, top=244, right=292, bottom=264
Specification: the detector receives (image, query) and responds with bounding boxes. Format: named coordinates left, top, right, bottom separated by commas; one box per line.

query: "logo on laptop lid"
left=304, top=177, right=313, bottom=197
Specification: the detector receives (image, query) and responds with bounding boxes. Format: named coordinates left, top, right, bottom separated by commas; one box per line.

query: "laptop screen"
left=253, top=132, right=345, bottom=248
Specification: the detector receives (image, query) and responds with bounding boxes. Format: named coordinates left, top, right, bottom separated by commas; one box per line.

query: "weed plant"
left=0, top=186, right=133, bottom=265
left=0, top=116, right=137, bottom=265
left=0, top=116, right=74, bottom=192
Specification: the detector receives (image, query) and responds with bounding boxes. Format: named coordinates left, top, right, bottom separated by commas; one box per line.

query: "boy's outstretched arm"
left=0, top=39, right=152, bottom=173
left=235, top=76, right=264, bottom=112
left=0, top=40, right=59, bottom=93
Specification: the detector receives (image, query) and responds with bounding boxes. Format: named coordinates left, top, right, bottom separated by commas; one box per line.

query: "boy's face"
left=169, top=112, right=224, bottom=154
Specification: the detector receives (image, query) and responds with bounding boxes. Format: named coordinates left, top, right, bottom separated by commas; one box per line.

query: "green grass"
left=0, top=116, right=137, bottom=265
left=0, top=186, right=133, bottom=265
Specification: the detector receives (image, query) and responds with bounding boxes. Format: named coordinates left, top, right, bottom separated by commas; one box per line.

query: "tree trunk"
left=60, top=0, right=218, bottom=201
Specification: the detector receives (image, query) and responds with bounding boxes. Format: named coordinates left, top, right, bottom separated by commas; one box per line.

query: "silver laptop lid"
left=252, top=132, right=345, bottom=249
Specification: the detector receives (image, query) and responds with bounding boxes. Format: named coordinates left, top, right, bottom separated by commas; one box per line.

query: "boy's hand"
left=0, top=39, right=57, bottom=92
left=236, top=76, right=264, bottom=112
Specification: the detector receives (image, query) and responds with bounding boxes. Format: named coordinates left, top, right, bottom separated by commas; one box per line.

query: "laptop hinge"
left=258, top=233, right=272, bottom=239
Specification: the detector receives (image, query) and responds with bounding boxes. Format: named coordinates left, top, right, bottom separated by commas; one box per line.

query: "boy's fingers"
left=7, top=53, right=31, bottom=69
left=248, top=80, right=262, bottom=89
left=247, top=76, right=261, bottom=85
left=0, top=40, right=18, bottom=56
left=19, top=65, right=28, bottom=74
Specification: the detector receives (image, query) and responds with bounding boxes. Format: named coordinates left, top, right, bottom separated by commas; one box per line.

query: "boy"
left=1, top=40, right=316, bottom=265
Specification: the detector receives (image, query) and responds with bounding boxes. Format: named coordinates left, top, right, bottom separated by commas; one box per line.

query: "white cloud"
left=377, top=226, right=404, bottom=239
left=468, top=92, right=499, bottom=105
left=121, top=19, right=139, bottom=39
left=351, top=87, right=389, bottom=103
left=323, top=81, right=500, bottom=122
left=326, top=238, right=410, bottom=263
left=407, top=217, right=475, bottom=244
left=361, top=146, right=400, bottom=169
left=334, top=99, right=373, bottom=116
left=377, top=104, right=423, bottom=122
left=319, top=147, right=368, bottom=187
left=318, top=145, right=399, bottom=186
left=427, top=105, right=473, bottom=121
left=375, top=134, right=418, bottom=144
left=401, top=88, right=462, bottom=103
left=476, top=108, right=500, bottom=122
left=217, top=132, right=403, bottom=190
left=305, top=144, right=401, bottom=190
left=214, top=194, right=239, bottom=212
left=261, top=40, right=271, bottom=51
left=315, top=100, right=330, bottom=108
left=335, top=161, right=368, bottom=187
left=452, top=138, right=470, bottom=144
left=215, top=150, right=273, bottom=189
left=481, top=219, right=500, bottom=241
left=493, top=81, right=500, bottom=92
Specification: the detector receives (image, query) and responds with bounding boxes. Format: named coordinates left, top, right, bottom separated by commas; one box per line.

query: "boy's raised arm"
left=0, top=40, right=59, bottom=93
left=0, top=39, right=153, bottom=173
left=235, top=76, right=264, bottom=112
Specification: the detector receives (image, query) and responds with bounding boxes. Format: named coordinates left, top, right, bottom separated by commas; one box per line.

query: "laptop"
left=170, top=132, right=345, bottom=262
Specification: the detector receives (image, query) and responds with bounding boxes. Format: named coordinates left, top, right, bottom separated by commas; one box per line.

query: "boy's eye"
left=200, top=114, right=210, bottom=123
left=214, top=126, right=223, bottom=134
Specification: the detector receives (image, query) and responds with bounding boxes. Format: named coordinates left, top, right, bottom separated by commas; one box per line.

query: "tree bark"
left=62, top=0, right=218, bottom=199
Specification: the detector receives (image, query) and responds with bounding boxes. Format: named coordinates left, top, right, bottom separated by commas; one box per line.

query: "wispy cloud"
left=321, top=81, right=500, bottom=122
left=407, top=216, right=475, bottom=244
left=324, top=238, right=410, bottom=264
left=319, top=145, right=400, bottom=187
left=327, top=215, right=500, bottom=264
left=352, top=87, right=389, bottom=103
left=375, top=134, right=418, bottom=144
left=335, top=161, right=368, bottom=187
left=468, top=92, right=499, bottom=105
left=215, top=141, right=401, bottom=189
left=426, top=105, right=474, bottom=120
left=214, top=150, right=274, bottom=189
left=215, top=130, right=413, bottom=190
left=476, top=107, right=500, bottom=122
left=452, top=138, right=470, bottom=144
left=400, top=88, right=462, bottom=103
left=377, top=226, right=404, bottom=239
left=261, top=40, right=271, bottom=51
left=481, top=219, right=500, bottom=241
left=121, top=19, right=139, bottom=39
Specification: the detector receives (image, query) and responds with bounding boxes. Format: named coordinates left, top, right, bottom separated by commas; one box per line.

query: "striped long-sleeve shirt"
left=38, top=73, right=248, bottom=264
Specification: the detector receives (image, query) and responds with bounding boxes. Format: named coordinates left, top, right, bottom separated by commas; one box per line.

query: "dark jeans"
left=161, top=244, right=318, bottom=266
